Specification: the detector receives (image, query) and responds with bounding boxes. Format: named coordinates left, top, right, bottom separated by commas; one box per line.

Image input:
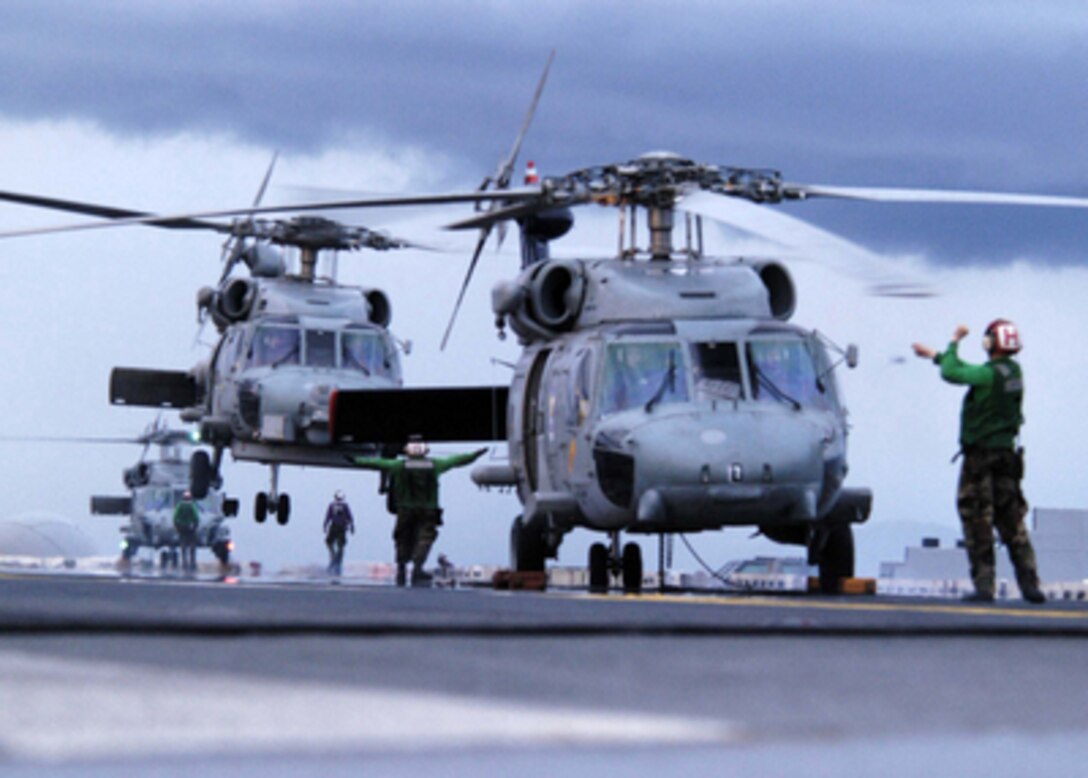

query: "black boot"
left=1021, top=585, right=1046, bottom=604
left=395, top=563, right=406, bottom=587
left=411, top=566, right=433, bottom=587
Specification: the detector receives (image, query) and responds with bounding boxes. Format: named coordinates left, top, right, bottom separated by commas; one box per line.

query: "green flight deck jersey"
left=173, top=500, right=200, bottom=532
left=352, top=450, right=484, bottom=511
left=936, top=342, right=1024, bottom=450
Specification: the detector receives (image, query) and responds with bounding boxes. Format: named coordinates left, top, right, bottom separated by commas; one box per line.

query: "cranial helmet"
left=984, top=319, right=1022, bottom=355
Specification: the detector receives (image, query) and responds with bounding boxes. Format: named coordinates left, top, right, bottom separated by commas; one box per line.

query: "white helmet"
left=334, top=490, right=345, bottom=502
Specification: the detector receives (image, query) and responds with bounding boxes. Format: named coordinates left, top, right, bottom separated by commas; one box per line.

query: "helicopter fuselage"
left=92, top=439, right=237, bottom=565
left=468, top=253, right=871, bottom=578
left=504, top=317, right=852, bottom=536
left=190, top=274, right=402, bottom=468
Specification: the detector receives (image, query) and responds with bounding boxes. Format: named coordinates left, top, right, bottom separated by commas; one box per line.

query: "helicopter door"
left=521, top=349, right=551, bottom=493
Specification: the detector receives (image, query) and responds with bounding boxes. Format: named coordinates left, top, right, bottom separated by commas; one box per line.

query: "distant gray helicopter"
left=0, top=165, right=429, bottom=526
left=0, top=163, right=527, bottom=526
left=90, top=421, right=239, bottom=569
left=0, top=420, right=238, bottom=568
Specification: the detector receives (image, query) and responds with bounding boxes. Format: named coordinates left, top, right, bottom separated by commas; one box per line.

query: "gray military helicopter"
left=0, top=167, right=435, bottom=526
left=90, top=420, right=239, bottom=569
left=330, top=140, right=1088, bottom=594
left=0, top=419, right=238, bottom=569
left=0, top=158, right=539, bottom=527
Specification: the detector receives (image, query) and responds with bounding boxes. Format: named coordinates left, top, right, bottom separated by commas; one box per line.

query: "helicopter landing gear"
left=190, top=450, right=212, bottom=499
left=254, top=464, right=291, bottom=525
left=588, top=542, right=608, bottom=593
left=588, top=534, right=644, bottom=595
left=510, top=515, right=546, bottom=572
left=816, top=524, right=855, bottom=594
left=622, top=542, right=643, bottom=594
left=160, top=548, right=179, bottom=570
left=212, top=541, right=231, bottom=566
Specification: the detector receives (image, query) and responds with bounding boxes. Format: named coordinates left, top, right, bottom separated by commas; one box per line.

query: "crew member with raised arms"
left=351, top=436, right=487, bottom=587
left=912, top=320, right=1045, bottom=604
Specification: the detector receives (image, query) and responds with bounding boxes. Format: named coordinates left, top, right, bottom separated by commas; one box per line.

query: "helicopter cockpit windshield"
left=746, top=338, right=832, bottom=411
left=341, top=328, right=392, bottom=377
left=599, top=342, right=690, bottom=417
left=249, top=325, right=301, bottom=368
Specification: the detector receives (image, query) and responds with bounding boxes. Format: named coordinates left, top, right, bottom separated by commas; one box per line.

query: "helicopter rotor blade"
left=438, top=50, right=555, bottom=349
left=0, top=189, right=542, bottom=241
left=0, top=434, right=145, bottom=445
left=252, top=150, right=280, bottom=210
left=787, top=183, right=1088, bottom=209
left=492, top=49, right=555, bottom=192
left=678, top=190, right=938, bottom=298
left=439, top=227, right=492, bottom=351
left=0, top=189, right=223, bottom=231
left=219, top=151, right=281, bottom=282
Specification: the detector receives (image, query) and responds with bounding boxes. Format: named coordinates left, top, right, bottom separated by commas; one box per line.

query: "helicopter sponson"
left=492, top=257, right=796, bottom=343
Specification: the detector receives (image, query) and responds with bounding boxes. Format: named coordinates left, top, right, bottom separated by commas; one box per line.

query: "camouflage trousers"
left=957, top=447, right=1039, bottom=596
left=393, top=508, right=442, bottom=567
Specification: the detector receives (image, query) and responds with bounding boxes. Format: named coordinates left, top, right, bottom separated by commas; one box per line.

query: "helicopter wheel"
left=588, top=542, right=609, bottom=594
left=818, top=524, right=855, bottom=594
left=510, top=515, right=545, bottom=572
left=254, top=492, right=268, bottom=524
left=621, top=542, right=643, bottom=594
left=190, top=450, right=212, bottom=500
left=276, top=494, right=291, bottom=525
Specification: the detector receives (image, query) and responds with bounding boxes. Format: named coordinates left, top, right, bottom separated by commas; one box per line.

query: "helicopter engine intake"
left=754, top=261, right=796, bottom=321
left=219, top=277, right=257, bottom=322
left=497, top=260, right=586, bottom=341
left=364, top=289, right=392, bottom=328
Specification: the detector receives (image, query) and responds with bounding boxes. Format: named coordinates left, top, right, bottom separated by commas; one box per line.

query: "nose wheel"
left=588, top=533, right=643, bottom=594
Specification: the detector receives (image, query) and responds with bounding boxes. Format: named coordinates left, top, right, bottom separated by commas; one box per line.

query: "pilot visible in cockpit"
left=251, top=327, right=300, bottom=368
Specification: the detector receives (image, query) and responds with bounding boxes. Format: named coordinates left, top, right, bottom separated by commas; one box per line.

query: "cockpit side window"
left=567, top=348, right=594, bottom=426
left=691, top=342, right=743, bottom=401
left=599, top=341, right=689, bottom=417
left=341, top=329, right=391, bottom=377
left=248, top=326, right=300, bottom=368
left=305, top=329, right=336, bottom=368
left=746, top=338, right=830, bottom=410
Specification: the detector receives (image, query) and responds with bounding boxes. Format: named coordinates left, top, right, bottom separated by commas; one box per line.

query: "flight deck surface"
left=1, top=572, right=1086, bottom=776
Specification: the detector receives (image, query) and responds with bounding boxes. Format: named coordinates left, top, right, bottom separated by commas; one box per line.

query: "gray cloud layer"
left=2, top=0, right=1087, bottom=263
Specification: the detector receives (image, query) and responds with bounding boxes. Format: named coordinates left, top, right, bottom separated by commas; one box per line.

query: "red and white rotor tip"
left=524, top=160, right=539, bottom=185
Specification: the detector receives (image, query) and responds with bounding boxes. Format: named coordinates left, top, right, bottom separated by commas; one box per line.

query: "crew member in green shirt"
left=352, top=436, right=487, bottom=587
left=913, top=320, right=1044, bottom=604
left=172, top=490, right=201, bottom=574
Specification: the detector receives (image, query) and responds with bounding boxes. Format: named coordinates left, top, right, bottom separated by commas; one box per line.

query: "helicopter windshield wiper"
left=752, top=364, right=802, bottom=411
left=644, top=352, right=678, bottom=414
left=271, top=346, right=300, bottom=368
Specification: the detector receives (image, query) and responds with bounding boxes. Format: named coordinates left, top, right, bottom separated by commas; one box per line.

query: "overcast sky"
left=0, top=1, right=1085, bottom=576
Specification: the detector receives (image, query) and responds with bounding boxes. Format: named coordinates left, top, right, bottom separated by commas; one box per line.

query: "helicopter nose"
left=616, top=411, right=832, bottom=527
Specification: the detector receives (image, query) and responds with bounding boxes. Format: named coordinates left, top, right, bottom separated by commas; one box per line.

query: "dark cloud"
left=2, top=0, right=1087, bottom=264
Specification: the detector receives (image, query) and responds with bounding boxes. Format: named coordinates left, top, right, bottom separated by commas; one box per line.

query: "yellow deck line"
left=578, top=592, right=1088, bottom=621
